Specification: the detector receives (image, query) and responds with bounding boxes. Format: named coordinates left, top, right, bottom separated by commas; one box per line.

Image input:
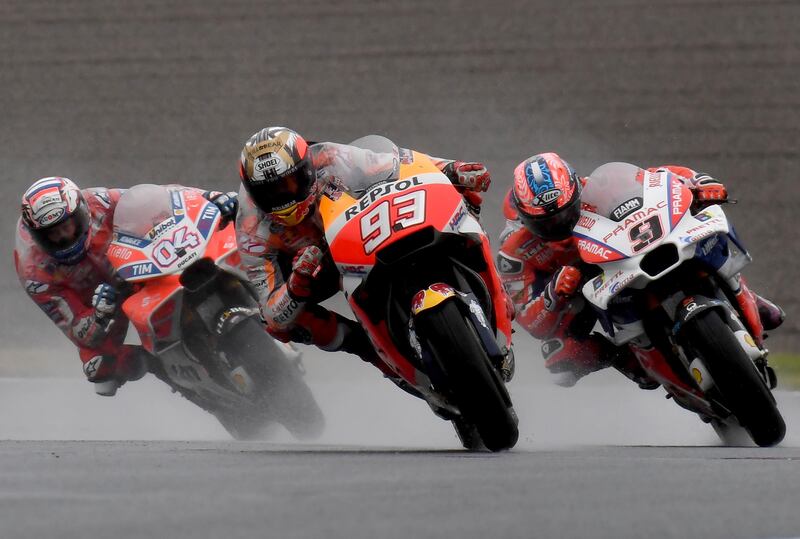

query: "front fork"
left=670, top=292, right=776, bottom=390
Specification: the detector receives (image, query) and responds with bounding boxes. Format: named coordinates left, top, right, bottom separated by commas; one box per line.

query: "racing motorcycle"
left=572, top=162, right=785, bottom=446
left=318, top=135, right=518, bottom=451
left=107, top=184, right=324, bottom=440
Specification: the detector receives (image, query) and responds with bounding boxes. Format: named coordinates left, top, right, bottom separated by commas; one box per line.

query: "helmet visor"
left=247, top=162, right=314, bottom=214
left=30, top=202, right=90, bottom=258
left=518, top=194, right=581, bottom=241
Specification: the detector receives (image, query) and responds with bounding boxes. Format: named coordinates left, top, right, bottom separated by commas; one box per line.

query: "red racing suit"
left=14, top=188, right=142, bottom=383
left=497, top=165, right=764, bottom=382
left=236, top=142, right=487, bottom=352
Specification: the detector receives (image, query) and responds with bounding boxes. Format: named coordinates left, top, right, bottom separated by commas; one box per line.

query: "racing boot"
left=542, top=336, right=613, bottom=388
left=83, top=345, right=152, bottom=397
left=755, top=294, right=785, bottom=331
left=337, top=318, right=425, bottom=400
left=605, top=342, right=660, bottom=390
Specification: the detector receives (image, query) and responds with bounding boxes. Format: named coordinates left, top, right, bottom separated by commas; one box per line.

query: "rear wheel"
left=222, top=318, right=325, bottom=440
left=415, top=300, right=518, bottom=451
left=684, top=309, right=785, bottom=447
left=710, top=418, right=752, bottom=447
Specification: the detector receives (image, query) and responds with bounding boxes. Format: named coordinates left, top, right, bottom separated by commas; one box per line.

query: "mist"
left=4, top=331, right=797, bottom=449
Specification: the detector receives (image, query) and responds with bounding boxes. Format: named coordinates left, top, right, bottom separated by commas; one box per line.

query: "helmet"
left=511, top=153, right=582, bottom=241
left=21, top=177, right=91, bottom=264
left=239, top=127, right=315, bottom=226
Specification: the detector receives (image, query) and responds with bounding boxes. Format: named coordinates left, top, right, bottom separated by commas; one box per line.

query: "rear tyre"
left=415, top=300, right=519, bottom=452
left=452, top=418, right=486, bottom=451
left=223, top=318, right=325, bottom=440
left=684, top=309, right=785, bottom=447
left=710, top=418, right=752, bottom=447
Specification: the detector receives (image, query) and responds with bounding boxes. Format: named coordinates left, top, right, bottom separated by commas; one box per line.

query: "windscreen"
left=582, top=162, right=647, bottom=220
left=113, top=184, right=174, bottom=238
left=319, top=136, right=399, bottom=196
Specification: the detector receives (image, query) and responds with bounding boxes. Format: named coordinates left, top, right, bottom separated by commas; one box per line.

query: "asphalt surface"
left=2, top=367, right=800, bottom=539
left=2, top=441, right=800, bottom=539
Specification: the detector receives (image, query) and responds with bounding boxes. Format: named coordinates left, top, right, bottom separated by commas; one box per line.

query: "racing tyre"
left=416, top=300, right=519, bottom=451
left=452, top=418, right=486, bottom=451
left=684, top=309, right=785, bottom=447
left=223, top=318, right=325, bottom=440
left=710, top=418, right=752, bottom=447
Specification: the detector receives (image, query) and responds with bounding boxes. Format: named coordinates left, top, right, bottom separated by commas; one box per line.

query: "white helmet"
left=21, top=177, right=91, bottom=264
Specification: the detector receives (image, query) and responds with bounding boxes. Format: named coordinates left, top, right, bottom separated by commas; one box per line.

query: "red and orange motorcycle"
left=107, top=184, right=324, bottom=440
left=319, top=136, right=518, bottom=451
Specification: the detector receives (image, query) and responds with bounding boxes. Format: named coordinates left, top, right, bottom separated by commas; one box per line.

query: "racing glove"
left=204, top=191, right=239, bottom=227
left=92, top=283, right=118, bottom=320
left=550, top=266, right=582, bottom=298
left=450, top=161, right=491, bottom=192
left=287, top=246, right=325, bottom=299
left=690, top=174, right=728, bottom=208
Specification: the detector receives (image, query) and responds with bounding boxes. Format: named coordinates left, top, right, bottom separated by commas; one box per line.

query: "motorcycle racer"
left=14, top=177, right=238, bottom=396
left=497, top=153, right=785, bottom=387
left=235, top=126, right=493, bottom=374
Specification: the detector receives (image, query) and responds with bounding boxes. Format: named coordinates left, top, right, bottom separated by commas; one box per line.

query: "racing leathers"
left=15, top=186, right=237, bottom=395
left=498, top=165, right=783, bottom=387
left=235, top=141, right=492, bottom=373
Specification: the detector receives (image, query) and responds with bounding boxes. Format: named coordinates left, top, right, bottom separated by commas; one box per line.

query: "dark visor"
left=518, top=194, right=581, bottom=241
left=30, top=204, right=90, bottom=256
left=248, top=165, right=314, bottom=214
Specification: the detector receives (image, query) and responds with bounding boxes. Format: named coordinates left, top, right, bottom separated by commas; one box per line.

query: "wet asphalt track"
left=2, top=1, right=800, bottom=538
left=2, top=353, right=800, bottom=539
left=2, top=440, right=800, bottom=539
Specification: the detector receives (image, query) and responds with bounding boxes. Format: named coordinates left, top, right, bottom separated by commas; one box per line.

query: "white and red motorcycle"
left=573, top=162, right=785, bottom=446
left=107, top=184, right=324, bottom=440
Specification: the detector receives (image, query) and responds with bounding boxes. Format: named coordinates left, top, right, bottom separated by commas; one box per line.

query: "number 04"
left=360, top=191, right=426, bottom=254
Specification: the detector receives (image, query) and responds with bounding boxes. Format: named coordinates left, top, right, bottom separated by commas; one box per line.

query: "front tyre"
left=222, top=318, right=325, bottom=440
left=415, top=300, right=519, bottom=452
left=684, top=309, right=785, bottom=447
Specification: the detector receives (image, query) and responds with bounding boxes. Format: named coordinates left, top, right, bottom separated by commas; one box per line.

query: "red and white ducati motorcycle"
left=319, top=136, right=518, bottom=451
left=573, top=162, right=785, bottom=446
left=107, top=184, right=324, bottom=440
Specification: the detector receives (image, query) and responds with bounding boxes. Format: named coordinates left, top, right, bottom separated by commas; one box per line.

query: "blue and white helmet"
left=21, top=177, right=91, bottom=264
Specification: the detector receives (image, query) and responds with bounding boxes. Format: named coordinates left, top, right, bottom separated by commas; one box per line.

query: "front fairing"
left=572, top=164, right=737, bottom=311
left=109, top=185, right=240, bottom=351
left=108, top=185, right=221, bottom=282
left=319, top=138, right=469, bottom=272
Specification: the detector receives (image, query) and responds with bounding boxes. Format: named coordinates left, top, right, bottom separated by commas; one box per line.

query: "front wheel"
left=683, top=309, right=785, bottom=447
left=415, top=299, right=518, bottom=452
left=221, top=318, right=325, bottom=440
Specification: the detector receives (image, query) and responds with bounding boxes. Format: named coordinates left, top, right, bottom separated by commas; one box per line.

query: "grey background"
left=2, top=0, right=798, bottom=367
